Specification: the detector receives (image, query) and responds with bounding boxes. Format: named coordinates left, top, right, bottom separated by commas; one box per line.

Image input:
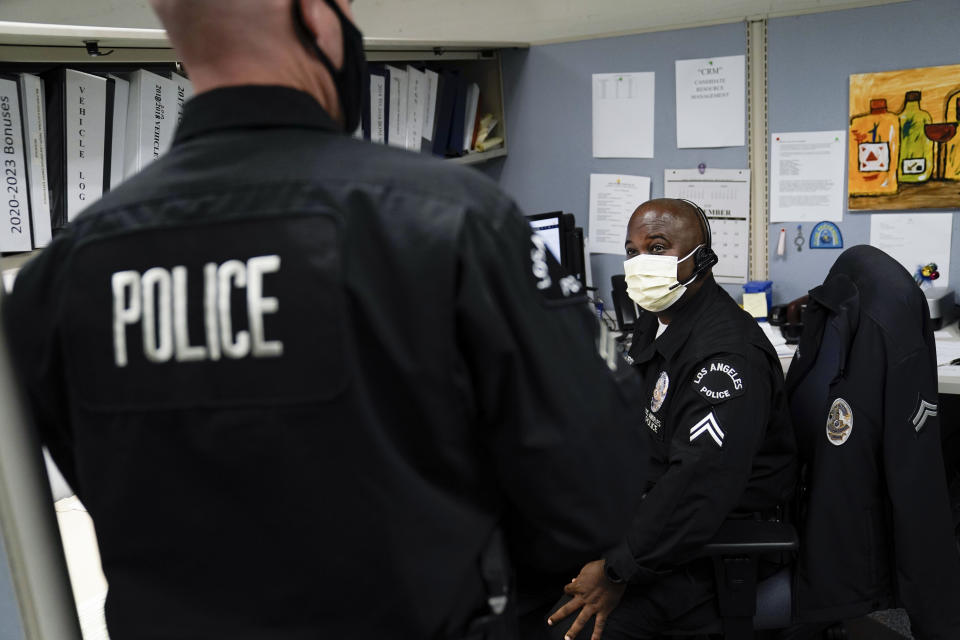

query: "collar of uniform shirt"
left=173, top=85, right=341, bottom=145
left=629, top=275, right=721, bottom=365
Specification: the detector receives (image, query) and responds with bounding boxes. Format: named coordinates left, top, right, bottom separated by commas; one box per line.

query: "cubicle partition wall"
left=485, top=22, right=749, bottom=303
left=766, top=0, right=960, bottom=303
left=486, top=0, right=960, bottom=307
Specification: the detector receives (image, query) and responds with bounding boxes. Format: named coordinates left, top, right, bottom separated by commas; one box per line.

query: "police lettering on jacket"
left=111, top=255, right=283, bottom=367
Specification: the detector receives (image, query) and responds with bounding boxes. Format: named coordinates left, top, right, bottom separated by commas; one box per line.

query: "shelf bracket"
left=83, top=40, right=114, bottom=57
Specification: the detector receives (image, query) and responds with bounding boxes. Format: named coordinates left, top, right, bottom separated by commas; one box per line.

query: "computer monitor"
left=526, top=211, right=565, bottom=265
left=526, top=212, right=587, bottom=285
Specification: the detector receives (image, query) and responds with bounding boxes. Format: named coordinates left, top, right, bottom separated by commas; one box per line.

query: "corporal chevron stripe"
left=690, top=411, right=724, bottom=447
left=911, top=399, right=938, bottom=433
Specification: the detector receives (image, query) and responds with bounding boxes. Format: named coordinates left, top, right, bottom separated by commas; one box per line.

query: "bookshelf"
left=0, top=22, right=523, bottom=271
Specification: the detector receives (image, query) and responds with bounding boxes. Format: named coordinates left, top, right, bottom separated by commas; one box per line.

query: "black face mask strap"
left=320, top=0, right=351, bottom=25
left=292, top=0, right=343, bottom=81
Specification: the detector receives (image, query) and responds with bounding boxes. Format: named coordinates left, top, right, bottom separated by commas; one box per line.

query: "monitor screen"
left=526, top=212, right=563, bottom=264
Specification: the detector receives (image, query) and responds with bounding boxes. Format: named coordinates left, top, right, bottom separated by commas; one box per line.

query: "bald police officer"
left=548, top=199, right=796, bottom=639
left=0, top=1, right=646, bottom=638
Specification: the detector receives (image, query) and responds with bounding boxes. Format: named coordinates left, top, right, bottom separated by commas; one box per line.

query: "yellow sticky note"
left=743, top=292, right=768, bottom=319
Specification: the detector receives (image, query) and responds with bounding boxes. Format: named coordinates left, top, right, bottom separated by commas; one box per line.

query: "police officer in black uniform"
left=548, top=199, right=796, bottom=639
left=0, top=1, right=647, bottom=638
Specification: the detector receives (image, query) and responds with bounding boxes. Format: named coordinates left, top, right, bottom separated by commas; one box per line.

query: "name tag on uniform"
left=63, top=214, right=347, bottom=410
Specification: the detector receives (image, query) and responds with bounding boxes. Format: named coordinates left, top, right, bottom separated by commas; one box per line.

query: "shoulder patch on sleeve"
left=528, top=232, right=587, bottom=306
left=690, top=356, right=746, bottom=404
left=910, top=394, right=938, bottom=434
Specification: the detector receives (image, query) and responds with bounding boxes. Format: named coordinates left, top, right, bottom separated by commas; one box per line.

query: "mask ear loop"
left=292, top=0, right=343, bottom=81
left=668, top=244, right=706, bottom=291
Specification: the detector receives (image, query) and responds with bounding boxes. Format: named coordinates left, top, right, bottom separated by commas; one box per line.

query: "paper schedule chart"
left=664, top=169, right=750, bottom=284
left=588, top=174, right=651, bottom=255
left=592, top=72, right=655, bottom=158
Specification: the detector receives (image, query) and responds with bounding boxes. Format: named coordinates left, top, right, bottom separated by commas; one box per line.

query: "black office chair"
left=682, top=246, right=960, bottom=639
left=682, top=520, right=798, bottom=638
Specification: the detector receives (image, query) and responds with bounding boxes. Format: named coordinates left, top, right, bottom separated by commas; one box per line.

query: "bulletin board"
left=766, top=0, right=960, bottom=303
left=484, top=21, right=749, bottom=302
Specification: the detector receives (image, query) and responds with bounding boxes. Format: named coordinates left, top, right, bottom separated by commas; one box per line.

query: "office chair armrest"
left=699, top=520, right=798, bottom=556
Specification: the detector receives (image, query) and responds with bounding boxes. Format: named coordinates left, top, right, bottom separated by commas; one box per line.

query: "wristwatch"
left=604, top=562, right=625, bottom=584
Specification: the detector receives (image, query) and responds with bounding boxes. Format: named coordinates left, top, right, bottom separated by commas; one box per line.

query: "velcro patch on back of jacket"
left=63, top=213, right=348, bottom=411
left=690, top=356, right=746, bottom=404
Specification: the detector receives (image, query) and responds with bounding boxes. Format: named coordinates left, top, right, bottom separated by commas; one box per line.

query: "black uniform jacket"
left=786, top=245, right=960, bottom=638
left=604, top=277, right=796, bottom=584
left=2, top=87, right=647, bottom=640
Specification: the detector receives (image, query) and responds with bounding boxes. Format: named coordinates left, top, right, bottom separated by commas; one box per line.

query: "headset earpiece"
left=676, top=198, right=718, bottom=285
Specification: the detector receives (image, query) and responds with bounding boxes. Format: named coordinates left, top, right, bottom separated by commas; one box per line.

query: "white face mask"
left=623, top=245, right=701, bottom=313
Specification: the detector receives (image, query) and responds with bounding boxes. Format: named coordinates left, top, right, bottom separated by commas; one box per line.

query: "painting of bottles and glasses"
left=849, top=62, right=960, bottom=210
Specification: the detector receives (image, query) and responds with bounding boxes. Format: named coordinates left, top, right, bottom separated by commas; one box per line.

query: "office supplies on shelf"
left=475, top=135, right=502, bottom=152
left=474, top=114, right=498, bottom=147
left=462, top=82, right=480, bottom=152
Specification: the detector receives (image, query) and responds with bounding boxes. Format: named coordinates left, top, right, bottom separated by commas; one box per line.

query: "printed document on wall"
left=592, top=72, right=655, bottom=158
left=588, top=174, right=651, bottom=255
left=675, top=55, right=745, bottom=148
left=870, top=212, right=952, bottom=288
left=770, top=131, right=845, bottom=222
left=664, top=169, right=750, bottom=284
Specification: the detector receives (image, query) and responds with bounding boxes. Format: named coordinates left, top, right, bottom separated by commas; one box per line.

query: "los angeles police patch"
left=826, top=398, right=853, bottom=446
left=691, top=357, right=745, bottom=404
left=651, top=371, right=669, bottom=412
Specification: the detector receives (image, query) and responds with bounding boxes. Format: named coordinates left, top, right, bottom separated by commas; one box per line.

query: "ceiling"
left=0, top=0, right=907, bottom=45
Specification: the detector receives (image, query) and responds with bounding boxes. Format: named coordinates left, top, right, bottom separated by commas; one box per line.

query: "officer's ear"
left=295, top=0, right=345, bottom=70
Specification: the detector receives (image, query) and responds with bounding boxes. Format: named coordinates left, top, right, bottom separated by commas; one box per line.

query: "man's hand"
left=546, top=559, right=626, bottom=640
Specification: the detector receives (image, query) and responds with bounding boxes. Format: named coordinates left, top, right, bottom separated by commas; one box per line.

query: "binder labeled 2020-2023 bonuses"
left=0, top=74, right=34, bottom=252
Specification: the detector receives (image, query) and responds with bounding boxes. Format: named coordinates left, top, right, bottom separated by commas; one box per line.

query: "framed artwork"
left=848, top=63, right=960, bottom=210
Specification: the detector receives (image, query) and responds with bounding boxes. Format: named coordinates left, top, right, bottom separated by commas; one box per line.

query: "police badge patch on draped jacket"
left=786, top=245, right=960, bottom=639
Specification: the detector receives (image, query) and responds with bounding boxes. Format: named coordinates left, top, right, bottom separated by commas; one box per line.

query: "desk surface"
left=772, top=323, right=960, bottom=395
left=935, top=323, right=960, bottom=395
